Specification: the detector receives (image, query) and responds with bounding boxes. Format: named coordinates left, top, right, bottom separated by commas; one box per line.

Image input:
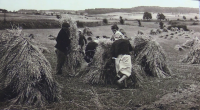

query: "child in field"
left=110, top=24, right=124, bottom=41
left=84, top=37, right=98, bottom=63
left=78, top=30, right=87, bottom=55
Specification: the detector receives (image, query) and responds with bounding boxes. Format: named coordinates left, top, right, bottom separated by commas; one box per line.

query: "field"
left=1, top=12, right=200, bottom=109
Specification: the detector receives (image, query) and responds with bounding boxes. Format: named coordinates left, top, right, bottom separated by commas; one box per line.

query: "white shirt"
left=112, top=31, right=124, bottom=40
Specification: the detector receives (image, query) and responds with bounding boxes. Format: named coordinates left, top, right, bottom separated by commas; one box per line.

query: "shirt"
left=111, top=39, right=133, bottom=58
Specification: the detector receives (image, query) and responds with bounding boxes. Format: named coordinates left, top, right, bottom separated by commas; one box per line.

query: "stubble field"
left=1, top=12, right=200, bottom=109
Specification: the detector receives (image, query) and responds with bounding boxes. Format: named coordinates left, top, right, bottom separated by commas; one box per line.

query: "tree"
left=80, top=12, right=84, bottom=15
left=143, top=12, right=152, bottom=21
left=56, top=15, right=61, bottom=19
left=119, top=16, right=124, bottom=24
left=183, top=16, right=186, bottom=20
left=157, top=13, right=166, bottom=21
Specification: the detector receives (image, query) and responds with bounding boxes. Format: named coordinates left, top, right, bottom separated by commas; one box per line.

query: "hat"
left=78, top=29, right=82, bottom=32
left=62, top=22, right=70, bottom=28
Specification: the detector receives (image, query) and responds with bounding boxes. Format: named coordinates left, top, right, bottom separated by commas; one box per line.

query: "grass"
left=1, top=17, right=200, bottom=109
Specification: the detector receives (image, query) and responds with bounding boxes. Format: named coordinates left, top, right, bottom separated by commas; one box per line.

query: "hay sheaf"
left=83, top=40, right=115, bottom=85
left=174, top=45, right=185, bottom=51
left=83, top=37, right=171, bottom=86
left=181, top=43, right=200, bottom=64
left=182, top=39, right=195, bottom=49
left=61, top=17, right=84, bottom=76
left=0, top=31, right=61, bottom=106
left=83, top=39, right=144, bottom=86
left=134, top=37, right=171, bottom=78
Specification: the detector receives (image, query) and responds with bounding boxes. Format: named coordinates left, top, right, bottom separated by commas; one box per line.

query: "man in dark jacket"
left=111, top=24, right=134, bottom=88
left=84, top=37, right=98, bottom=63
left=55, top=22, right=71, bottom=75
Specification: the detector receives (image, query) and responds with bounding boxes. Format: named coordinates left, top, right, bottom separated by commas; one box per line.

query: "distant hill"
left=85, top=6, right=199, bottom=14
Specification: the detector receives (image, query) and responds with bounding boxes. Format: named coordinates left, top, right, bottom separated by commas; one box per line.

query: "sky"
left=0, top=0, right=199, bottom=11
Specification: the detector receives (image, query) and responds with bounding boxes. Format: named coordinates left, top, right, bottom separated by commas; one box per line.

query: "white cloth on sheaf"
left=112, top=31, right=124, bottom=40
left=115, top=55, right=132, bottom=78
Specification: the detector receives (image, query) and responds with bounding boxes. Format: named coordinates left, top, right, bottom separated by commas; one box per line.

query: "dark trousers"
left=55, top=49, right=66, bottom=74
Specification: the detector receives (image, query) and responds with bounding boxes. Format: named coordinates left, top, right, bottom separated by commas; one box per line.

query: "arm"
left=110, top=42, right=115, bottom=58
left=83, top=36, right=87, bottom=44
left=129, top=41, right=134, bottom=52
left=110, top=35, right=115, bottom=41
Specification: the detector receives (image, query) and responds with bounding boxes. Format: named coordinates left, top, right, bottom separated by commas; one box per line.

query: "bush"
left=168, top=20, right=179, bottom=25
left=192, top=22, right=199, bottom=25
left=0, top=20, right=60, bottom=30
left=103, top=18, right=108, bottom=24
left=76, top=21, right=84, bottom=28
left=177, top=19, right=180, bottom=21
left=56, top=15, right=61, bottom=19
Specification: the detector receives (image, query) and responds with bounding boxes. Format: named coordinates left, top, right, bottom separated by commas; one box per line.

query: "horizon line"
left=5, top=6, right=199, bottom=11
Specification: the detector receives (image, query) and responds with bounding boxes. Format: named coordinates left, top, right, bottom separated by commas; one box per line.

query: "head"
left=78, top=30, right=82, bottom=34
left=62, top=22, right=70, bottom=32
left=87, top=37, right=93, bottom=42
left=111, top=24, right=119, bottom=34
left=96, top=36, right=100, bottom=39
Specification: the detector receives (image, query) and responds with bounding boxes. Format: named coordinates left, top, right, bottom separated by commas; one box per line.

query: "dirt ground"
left=1, top=22, right=200, bottom=110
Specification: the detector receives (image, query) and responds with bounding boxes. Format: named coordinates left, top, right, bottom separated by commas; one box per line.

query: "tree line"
left=85, top=6, right=199, bottom=14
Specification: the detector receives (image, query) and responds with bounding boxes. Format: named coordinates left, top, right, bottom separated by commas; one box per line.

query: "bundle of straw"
left=134, top=37, right=171, bottom=78
left=182, top=43, right=200, bottom=64
left=60, top=15, right=84, bottom=76
left=83, top=27, right=93, bottom=36
left=174, top=45, right=184, bottom=51
left=0, top=30, right=61, bottom=106
left=83, top=40, right=115, bottom=84
left=182, top=39, right=195, bottom=49
left=83, top=36, right=171, bottom=87
left=133, top=37, right=149, bottom=55
left=83, top=39, right=143, bottom=87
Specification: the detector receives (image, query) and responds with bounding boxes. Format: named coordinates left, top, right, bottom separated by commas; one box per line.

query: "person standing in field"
left=159, top=21, right=164, bottom=29
left=78, top=30, right=87, bottom=55
left=137, top=19, right=141, bottom=27
left=110, top=24, right=134, bottom=88
left=55, top=22, right=71, bottom=75
left=84, top=37, right=98, bottom=63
